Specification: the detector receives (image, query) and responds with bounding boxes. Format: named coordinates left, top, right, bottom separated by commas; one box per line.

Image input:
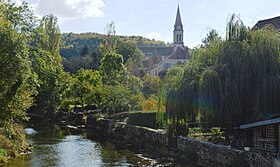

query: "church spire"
left=174, top=5, right=183, bottom=29
left=173, top=5, right=184, bottom=47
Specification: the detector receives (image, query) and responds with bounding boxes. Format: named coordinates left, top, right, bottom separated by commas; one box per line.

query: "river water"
left=3, top=118, right=165, bottom=167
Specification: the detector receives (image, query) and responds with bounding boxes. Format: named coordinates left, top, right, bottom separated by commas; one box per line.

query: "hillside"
left=60, top=32, right=170, bottom=58
left=60, top=32, right=171, bottom=73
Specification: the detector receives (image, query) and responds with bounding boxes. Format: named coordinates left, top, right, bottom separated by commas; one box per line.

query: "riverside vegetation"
left=0, top=0, right=162, bottom=163
left=1, top=0, right=280, bottom=165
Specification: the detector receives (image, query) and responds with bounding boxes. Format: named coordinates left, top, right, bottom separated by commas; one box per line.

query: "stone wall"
left=87, top=117, right=274, bottom=167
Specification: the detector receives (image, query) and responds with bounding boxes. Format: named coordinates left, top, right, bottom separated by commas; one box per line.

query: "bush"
left=208, top=127, right=225, bottom=143
left=0, top=148, right=8, bottom=164
left=0, top=124, right=30, bottom=164
left=127, top=111, right=157, bottom=128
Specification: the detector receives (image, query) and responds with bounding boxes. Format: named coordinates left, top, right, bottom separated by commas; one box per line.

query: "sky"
left=17, top=0, right=280, bottom=48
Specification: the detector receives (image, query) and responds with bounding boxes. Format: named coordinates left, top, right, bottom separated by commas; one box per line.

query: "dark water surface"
left=3, top=118, right=161, bottom=167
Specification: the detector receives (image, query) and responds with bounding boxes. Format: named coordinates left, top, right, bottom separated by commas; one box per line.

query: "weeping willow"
left=163, top=14, right=280, bottom=135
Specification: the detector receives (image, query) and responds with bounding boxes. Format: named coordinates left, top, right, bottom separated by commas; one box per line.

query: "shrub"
left=127, top=111, right=157, bottom=128
left=0, top=148, right=8, bottom=164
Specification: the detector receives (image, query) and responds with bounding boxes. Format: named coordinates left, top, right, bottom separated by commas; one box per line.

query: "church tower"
left=173, top=5, right=184, bottom=49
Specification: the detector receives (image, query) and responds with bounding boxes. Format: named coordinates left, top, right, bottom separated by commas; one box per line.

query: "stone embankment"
left=87, top=117, right=275, bottom=167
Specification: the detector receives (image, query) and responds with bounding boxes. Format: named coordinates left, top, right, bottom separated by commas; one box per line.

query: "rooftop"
left=253, top=16, right=280, bottom=30
left=240, top=117, right=280, bottom=129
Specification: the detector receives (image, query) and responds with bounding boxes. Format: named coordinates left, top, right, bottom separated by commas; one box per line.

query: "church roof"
left=253, top=16, right=280, bottom=30
left=169, top=47, right=188, bottom=59
left=175, top=6, right=183, bottom=27
left=138, top=46, right=173, bottom=57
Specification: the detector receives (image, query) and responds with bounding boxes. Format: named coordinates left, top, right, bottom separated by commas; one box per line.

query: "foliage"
left=68, top=69, right=102, bottom=109
left=202, top=29, right=221, bottom=47
left=208, top=127, right=225, bottom=143
left=142, top=75, right=160, bottom=98
left=188, top=127, right=225, bottom=143
left=0, top=1, right=36, bottom=125
left=100, top=52, right=128, bottom=86
left=126, top=111, right=157, bottom=129
left=100, top=85, right=131, bottom=114
left=60, top=28, right=168, bottom=74
left=141, top=96, right=158, bottom=111
left=0, top=1, right=38, bottom=163
left=161, top=65, right=186, bottom=136
left=0, top=124, right=30, bottom=164
left=163, top=14, right=280, bottom=137
left=30, top=14, right=67, bottom=116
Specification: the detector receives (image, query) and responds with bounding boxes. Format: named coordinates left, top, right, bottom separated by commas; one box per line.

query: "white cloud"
left=32, top=0, right=105, bottom=20
left=147, top=32, right=161, bottom=40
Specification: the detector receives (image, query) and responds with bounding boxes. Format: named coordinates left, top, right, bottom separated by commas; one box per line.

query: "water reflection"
left=3, top=118, right=154, bottom=167
left=56, top=135, right=102, bottom=167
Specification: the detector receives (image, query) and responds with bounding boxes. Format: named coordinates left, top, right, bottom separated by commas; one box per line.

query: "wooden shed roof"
left=240, top=117, right=280, bottom=129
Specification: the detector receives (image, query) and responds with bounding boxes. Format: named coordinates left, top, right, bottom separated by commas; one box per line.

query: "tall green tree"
left=0, top=14, right=35, bottom=124
left=71, top=69, right=102, bottom=109
left=100, top=52, right=128, bottom=86
left=30, top=14, right=66, bottom=116
left=0, top=1, right=37, bottom=125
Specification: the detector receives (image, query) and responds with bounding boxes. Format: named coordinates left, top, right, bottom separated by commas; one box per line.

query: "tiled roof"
left=253, top=16, right=280, bottom=30
left=138, top=46, right=173, bottom=57
left=169, top=47, right=188, bottom=59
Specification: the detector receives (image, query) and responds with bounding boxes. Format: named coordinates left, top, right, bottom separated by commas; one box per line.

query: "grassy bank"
left=0, top=124, right=31, bottom=164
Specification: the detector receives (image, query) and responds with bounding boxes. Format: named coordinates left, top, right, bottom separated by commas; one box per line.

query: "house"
left=139, top=5, right=190, bottom=76
left=253, top=16, right=280, bottom=30
left=240, top=115, right=280, bottom=157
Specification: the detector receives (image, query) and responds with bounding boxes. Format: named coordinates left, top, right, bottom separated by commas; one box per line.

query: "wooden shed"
left=240, top=118, right=280, bottom=157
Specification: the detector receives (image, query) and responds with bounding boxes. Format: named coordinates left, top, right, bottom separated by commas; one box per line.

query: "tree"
left=118, top=41, right=144, bottom=76
left=163, top=14, right=280, bottom=136
left=199, top=69, right=222, bottom=124
left=99, top=21, right=118, bottom=54
left=0, top=14, right=35, bottom=124
left=0, top=0, right=36, bottom=34
left=30, top=14, right=66, bottom=116
left=202, top=29, right=221, bottom=46
left=0, top=1, right=39, bottom=126
left=142, top=75, right=160, bottom=98
left=36, top=14, right=62, bottom=66
left=71, top=69, right=102, bottom=110
left=100, top=52, right=128, bottom=85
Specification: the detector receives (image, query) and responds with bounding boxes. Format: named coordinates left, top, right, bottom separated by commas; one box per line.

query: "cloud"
left=31, top=0, right=105, bottom=20
left=147, top=32, right=161, bottom=40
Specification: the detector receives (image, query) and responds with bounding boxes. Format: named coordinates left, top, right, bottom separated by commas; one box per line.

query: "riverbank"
left=87, top=117, right=275, bottom=167
left=2, top=117, right=178, bottom=167
left=0, top=123, right=32, bottom=165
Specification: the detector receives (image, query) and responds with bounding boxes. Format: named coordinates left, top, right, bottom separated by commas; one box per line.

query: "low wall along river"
left=87, top=117, right=275, bottom=167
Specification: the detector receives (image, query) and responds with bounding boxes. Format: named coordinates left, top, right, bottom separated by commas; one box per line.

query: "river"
left=3, top=118, right=169, bottom=167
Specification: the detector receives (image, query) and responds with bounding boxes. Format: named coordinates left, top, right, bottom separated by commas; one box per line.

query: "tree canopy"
left=162, top=14, right=280, bottom=136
